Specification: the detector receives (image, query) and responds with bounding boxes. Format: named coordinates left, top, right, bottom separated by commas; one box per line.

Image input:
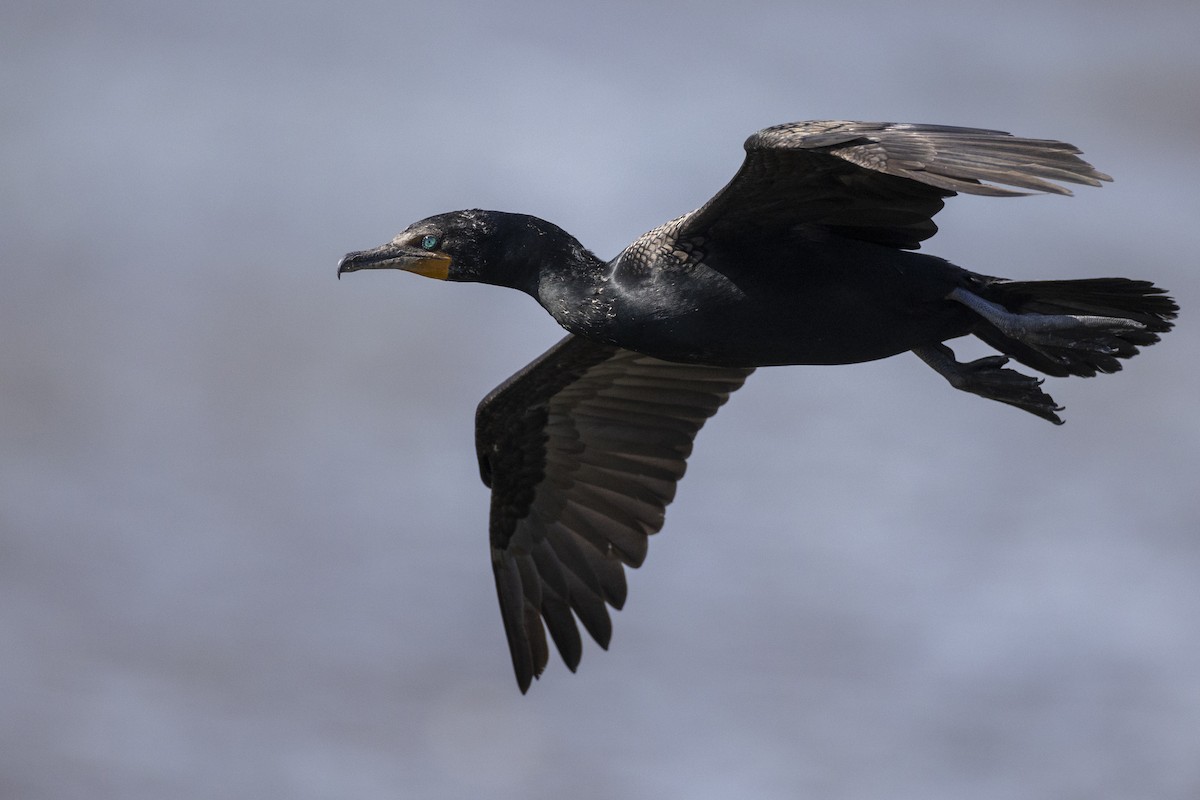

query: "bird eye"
left=420, top=234, right=440, bottom=250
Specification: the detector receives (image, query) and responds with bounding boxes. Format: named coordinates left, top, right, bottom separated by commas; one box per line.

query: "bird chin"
left=400, top=254, right=452, bottom=281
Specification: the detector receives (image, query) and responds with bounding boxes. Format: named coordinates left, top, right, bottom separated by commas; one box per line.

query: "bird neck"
left=472, top=213, right=595, bottom=290
left=520, top=233, right=612, bottom=338
left=476, top=214, right=611, bottom=333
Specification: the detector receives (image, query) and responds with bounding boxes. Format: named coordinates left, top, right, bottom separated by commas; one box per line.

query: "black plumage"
left=338, top=120, right=1177, bottom=692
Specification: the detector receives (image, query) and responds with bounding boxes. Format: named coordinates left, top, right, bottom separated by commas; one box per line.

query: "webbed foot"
left=913, top=343, right=1064, bottom=424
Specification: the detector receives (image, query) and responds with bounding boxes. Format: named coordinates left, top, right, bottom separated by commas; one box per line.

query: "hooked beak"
left=337, top=242, right=451, bottom=280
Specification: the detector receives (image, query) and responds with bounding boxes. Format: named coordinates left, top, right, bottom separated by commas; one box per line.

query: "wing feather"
left=678, top=120, right=1111, bottom=250
left=475, top=334, right=753, bottom=691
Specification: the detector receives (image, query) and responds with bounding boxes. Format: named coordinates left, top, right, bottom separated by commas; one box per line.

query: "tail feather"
left=971, top=277, right=1177, bottom=378
left=991, top=278, right=1177, bottom=331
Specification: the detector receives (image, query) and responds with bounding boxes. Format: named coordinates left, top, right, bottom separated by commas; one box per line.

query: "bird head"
left=338, top=209, right=588, bottom=294
left=338, top=210, right=488, bottom=282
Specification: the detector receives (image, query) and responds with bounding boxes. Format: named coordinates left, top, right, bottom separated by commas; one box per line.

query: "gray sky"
left=3, top=1, right=1199, bottom=798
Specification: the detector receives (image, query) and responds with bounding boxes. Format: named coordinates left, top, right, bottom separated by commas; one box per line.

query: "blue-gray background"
left=3, top=1, right=1198, bottom=798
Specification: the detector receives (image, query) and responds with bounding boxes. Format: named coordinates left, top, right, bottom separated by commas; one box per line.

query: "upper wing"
left=679, top=120, right=1112, bottom=250
left=475, top=335, right=754, bottom=692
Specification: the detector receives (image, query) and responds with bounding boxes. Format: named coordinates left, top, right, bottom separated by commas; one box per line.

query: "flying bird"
left=338, top=120, right=1177, bottom=692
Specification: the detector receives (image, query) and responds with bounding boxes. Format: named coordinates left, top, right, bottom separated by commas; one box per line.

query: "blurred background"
left=3, top=1, right=1198, bottom=797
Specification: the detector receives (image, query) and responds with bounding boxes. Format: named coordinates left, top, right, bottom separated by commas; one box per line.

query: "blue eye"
left=420, top=234, right=439, bottom=250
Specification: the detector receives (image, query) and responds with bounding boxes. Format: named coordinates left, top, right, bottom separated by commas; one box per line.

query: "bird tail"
left=969, top=277, right=1177, bottom=377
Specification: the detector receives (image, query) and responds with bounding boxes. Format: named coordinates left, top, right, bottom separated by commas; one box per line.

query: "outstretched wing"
left=680, top=120, right=1112, bottom=250
left=475, top=335, right=753, bottom=692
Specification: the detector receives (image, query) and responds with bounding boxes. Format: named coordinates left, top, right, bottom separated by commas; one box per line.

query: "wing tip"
left=746, top=119, right=1113, bottom=198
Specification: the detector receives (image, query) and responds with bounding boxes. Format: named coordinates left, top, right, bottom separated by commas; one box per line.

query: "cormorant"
left=338, top=120, right=1177, bottom=693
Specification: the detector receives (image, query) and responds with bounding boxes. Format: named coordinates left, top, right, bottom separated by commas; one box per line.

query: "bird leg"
left=912, top=342, right=1064, bottom=424
left=947, top=287, right=1145, bottom=363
